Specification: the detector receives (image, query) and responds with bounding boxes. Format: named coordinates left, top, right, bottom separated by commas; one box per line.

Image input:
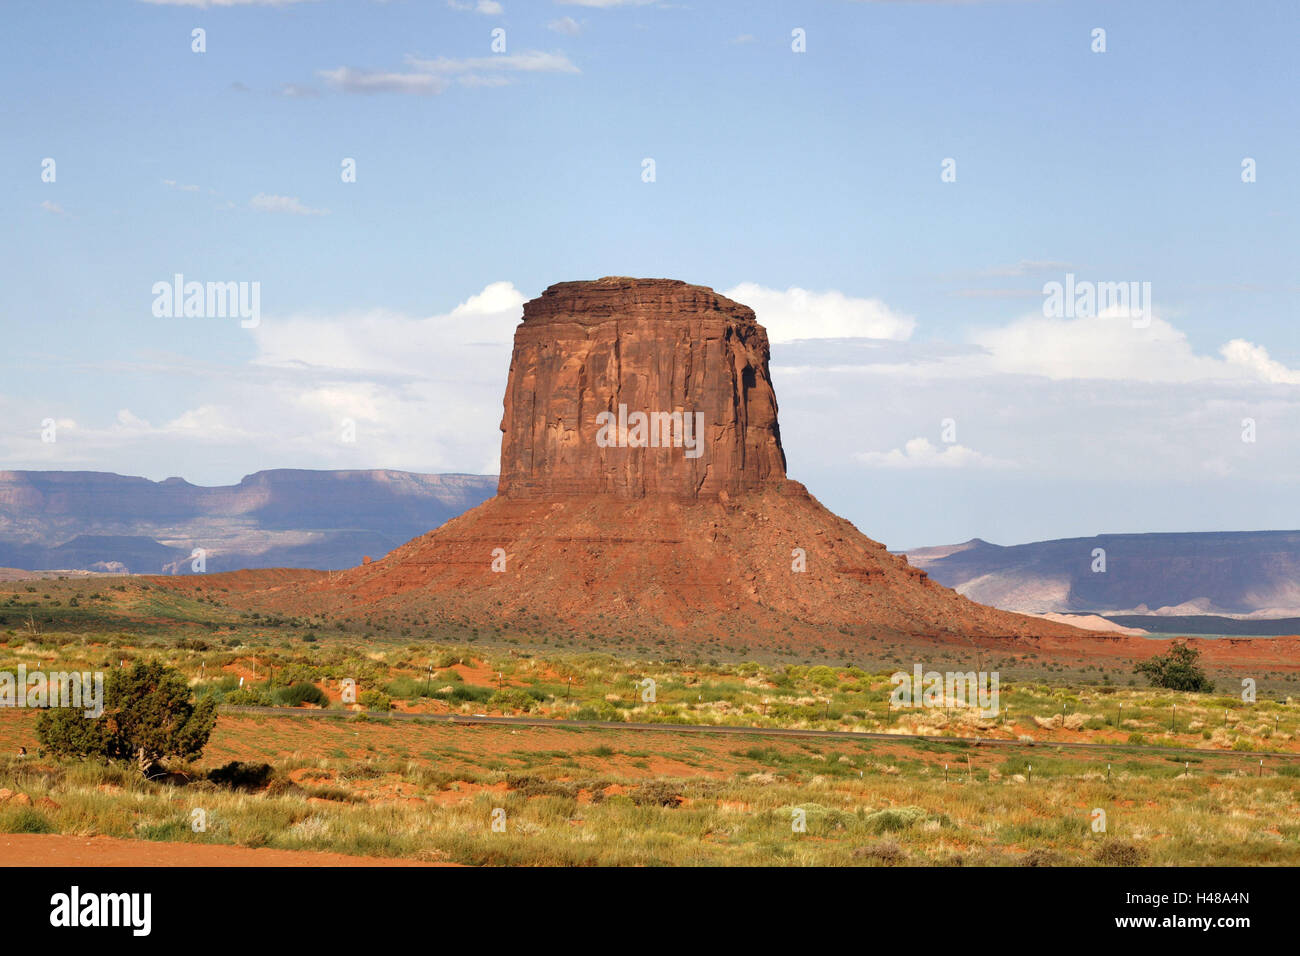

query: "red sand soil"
left=146, top=541, right=1300, bottom=672
left=0, top=833, right=450, bottom=867
left=148, top=485, right=1095, bottom=651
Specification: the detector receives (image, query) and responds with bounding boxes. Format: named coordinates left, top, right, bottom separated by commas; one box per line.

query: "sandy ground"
left=0, top=833, right=449, bottom=867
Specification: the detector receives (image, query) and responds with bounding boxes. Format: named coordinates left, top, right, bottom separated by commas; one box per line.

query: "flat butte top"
left=521, top=277, right=757, bottom=326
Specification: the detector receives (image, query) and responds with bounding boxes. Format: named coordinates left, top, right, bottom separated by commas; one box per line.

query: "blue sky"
left=2, top=0, right=1297, bottom=548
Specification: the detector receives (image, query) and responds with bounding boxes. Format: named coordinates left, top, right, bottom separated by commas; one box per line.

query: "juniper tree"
left=37, top=660, right=216, bottom=776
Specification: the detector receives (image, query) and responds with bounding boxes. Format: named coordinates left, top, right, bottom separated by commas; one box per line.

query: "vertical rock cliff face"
left=497, top=277, right=787, bottom=499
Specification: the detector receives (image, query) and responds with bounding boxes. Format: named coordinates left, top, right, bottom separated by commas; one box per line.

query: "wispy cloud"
left=856, top=437, right=1013, bottom=470
left=404, top=51, right=580, bottom=75
left=548, top=16, right=582, bottom=35
left=249, top=193, right=329, bottom=216
left=320, top=50, right=579, bottom=95
left=317, top=67, right=446, bottom=96
left=40, top=200, right=66, bottom=216
left=448, top=0, right=504, bottom=13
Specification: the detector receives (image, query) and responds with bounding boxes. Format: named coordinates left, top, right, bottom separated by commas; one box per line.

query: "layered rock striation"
left=498, top=277, right=786, bottom=499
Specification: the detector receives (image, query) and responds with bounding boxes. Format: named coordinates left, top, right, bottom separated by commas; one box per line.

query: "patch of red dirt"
left=0, top=833, right=451, bottom=866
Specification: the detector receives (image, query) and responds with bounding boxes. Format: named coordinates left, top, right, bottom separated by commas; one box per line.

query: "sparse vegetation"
left=1, top=574, right=1297, bottom=865
left=1135, top=643, right=1215, bottom=693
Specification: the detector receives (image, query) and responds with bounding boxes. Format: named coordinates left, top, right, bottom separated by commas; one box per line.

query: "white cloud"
left=317, top=67, right=446, bottom=96
left=855, top=437, right=1011, bottom=470
left=320, top=51, right=578, bottom=95
left=448, top=0, right=504, bottom=12
left=404, top=52, right=580, bottom=75
left=548, top=16, right=582, bottom=35
left=966, top=309, right=1300, bottom=384
left=249, top=193, right=329, bottom=216
left=252, top=281, right=525, bottom=375
left=0, top=282, right=528, bottom=480
left=1219, top=339, right=1300, bottom=385
left=40, top=201, right=65, bottom=216
left=725, top=283, right=915, bottom=343
left=115, top=409, right=151, bottom=430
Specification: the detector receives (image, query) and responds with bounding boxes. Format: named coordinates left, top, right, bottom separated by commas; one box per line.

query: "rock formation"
left=238, top=278, right=1089, bottom=651
left=498, top=277, right=786, bottom=499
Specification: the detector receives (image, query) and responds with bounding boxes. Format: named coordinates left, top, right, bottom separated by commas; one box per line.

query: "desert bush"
left=1134, top=643, right=1214, bottom=693
left=1094, top=840, right=1147, bottom=866
left=223, top=687, right=273, bottom=707
left=1020, top=848, right=1065, bottom=867
left=447, top=685, right=491, bottom=704
left=0, top=807, right=55, bottom=834
left=359, top=690, right=391, bottom=712
left=865, top=806, right=927, bottom=833
left=273, top=682, right=327, bottom=707
left=853, top=839, right=907, bottom=865
left=488, top=688, right=535, bottom=713
left=575, top=700, right=621, bottom=722
left=382, top=676, right=430, bottom=699
left=36, top=661, right=216, bottom=776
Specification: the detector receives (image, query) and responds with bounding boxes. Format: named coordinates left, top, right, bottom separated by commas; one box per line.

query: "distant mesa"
left=905, top=530, right=1300, bottom=622
left=0, top=470, right=496, bottom=574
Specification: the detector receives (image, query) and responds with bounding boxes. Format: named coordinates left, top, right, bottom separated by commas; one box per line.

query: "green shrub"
left=36, top=661, right=216, bottom=776
left=359, top=689, right=391, bottom=712
left=489, top=688, right=536, bottom=713
left=865, top=806, right=927, bottom=833
left=447, top=684, right=490, bottom=704
left=382, top=676, right=433, bottom=699
left=0, top=807, right=55, bottom=834
left=273, top=682, right=328, bottom=707
left=1134, top=643, right=1214, bottom=693
left=223, top=687, right=273, bottom=707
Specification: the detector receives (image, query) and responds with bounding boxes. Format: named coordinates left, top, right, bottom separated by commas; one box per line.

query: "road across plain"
left=220, top=706, right=1300, bottom=763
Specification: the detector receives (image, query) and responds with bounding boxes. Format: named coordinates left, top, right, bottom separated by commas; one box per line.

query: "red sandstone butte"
left=237, top=277, right=1092, bottom=648
left=498, top=277, right=786, bottom=499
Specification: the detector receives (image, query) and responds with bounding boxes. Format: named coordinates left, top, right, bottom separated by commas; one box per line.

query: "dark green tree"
left=1134, top=642, right=1215, bottom=693
left=37, top=661, right=217, bottom=776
